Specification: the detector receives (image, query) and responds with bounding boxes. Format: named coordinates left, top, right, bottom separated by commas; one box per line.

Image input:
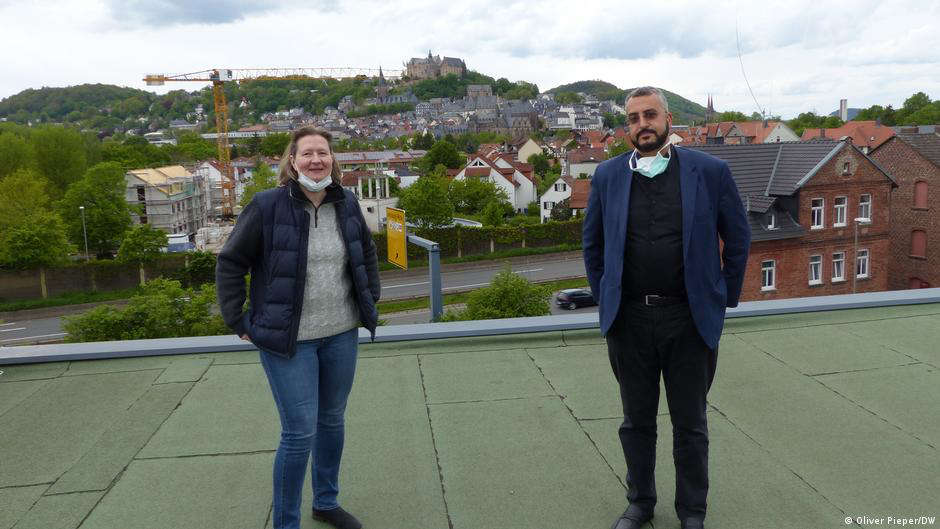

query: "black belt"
left=632, top=294, right=687, bottom=306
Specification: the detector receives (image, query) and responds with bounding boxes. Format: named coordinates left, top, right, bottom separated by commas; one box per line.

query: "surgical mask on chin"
left=629, top=147, right=670, bottom=178
left=296, top=171, right=331, bottom=192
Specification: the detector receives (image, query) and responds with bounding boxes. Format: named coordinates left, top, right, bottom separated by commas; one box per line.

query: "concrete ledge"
left=3, top=288, right=939, bottom=365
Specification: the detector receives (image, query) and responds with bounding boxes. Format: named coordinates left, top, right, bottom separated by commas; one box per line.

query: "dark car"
left=555, top=288, right=597, bottom=310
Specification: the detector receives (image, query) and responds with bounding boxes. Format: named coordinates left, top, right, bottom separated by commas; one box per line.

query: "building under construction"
left=124, top=166, right=211, bottom=236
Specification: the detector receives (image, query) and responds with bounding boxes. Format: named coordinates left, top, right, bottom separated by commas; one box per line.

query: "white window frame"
left=543, top=201, right=554, bottom=209
left=809, top=255, right=823, bottom=285
left=761, top=260, right=776, bottom=291
left=856, top=248, right=869, bottom=279
left=554, top=182, right=567, bottom=192
left=832, top=252, right=846, bottom=282
left=811, top=198, right=824, bottom=229
left=766, top=211, right=777, bottom=230
left=833, top=196, right=847, bottom=227
left=858, top=194, right=871, bottom=221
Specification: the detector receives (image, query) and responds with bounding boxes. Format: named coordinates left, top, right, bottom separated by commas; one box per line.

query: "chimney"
left=876, top=117, right=882, bottom=127
left=839, top=99, right=848, bottom=121
left=763, top=119, right=768, bottom=128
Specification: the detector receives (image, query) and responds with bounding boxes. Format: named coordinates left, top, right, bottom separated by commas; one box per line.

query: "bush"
left=63, top=278, right=228, bottom=342
left=179, top=250, right=216, bottom=287
left=444, top=266, right=551, bottom=321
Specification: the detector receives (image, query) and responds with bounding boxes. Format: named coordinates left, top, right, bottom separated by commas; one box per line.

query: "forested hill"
left=0, top=84, right=157, bottom=124
left=548, top=80, right=708, bottom=124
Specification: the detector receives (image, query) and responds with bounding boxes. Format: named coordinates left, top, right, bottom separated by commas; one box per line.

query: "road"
left=382, top=298, right=598, bottom=325
left=1, top=253, right=589, bottom=344
left=0, top=317, right=66, bottom=346
left=380, top=256, right=586, bottom=300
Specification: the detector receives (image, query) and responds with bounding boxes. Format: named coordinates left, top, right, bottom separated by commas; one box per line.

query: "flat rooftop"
left=1, top=303, right=938, bottom=529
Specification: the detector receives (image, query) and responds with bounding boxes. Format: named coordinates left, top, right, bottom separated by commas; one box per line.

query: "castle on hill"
left=404, top=51, right=467, bottom=80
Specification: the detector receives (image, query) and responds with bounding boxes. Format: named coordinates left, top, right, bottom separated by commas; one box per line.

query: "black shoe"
left=681, top=518, right=705, bottom=529
left=312, top=506, right=362, bottom=529
left=610, top=506, right=653, bottom=529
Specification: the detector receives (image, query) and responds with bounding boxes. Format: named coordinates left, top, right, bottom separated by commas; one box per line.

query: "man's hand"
left=240, top=334, right=250, bottom=341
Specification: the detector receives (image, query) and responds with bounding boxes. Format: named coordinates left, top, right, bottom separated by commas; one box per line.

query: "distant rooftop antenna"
left=736, top=18, right=765, bottom=119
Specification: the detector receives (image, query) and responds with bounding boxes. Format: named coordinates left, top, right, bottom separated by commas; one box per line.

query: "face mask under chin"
left=296, top=171, right=331, bottom=192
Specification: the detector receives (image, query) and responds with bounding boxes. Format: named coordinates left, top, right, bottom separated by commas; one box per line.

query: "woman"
left=216, top=126, right=380, bottom=529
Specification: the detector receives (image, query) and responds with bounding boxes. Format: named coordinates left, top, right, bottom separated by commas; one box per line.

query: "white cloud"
left=0, top=0, right=938, bottom=119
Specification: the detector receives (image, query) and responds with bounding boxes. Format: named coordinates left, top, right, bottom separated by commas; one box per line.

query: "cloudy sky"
left=2, top=0, right=938, bottom=118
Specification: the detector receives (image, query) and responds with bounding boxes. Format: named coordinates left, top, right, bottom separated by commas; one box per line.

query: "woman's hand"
left=240, top=334, right=250, bottom=341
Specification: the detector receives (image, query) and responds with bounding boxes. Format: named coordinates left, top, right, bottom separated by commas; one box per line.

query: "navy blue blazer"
left=582, top=146, right=751, bottom=350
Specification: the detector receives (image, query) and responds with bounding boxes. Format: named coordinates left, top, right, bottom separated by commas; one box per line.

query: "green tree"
left=179, top=250, right=217, bottom=287
left=448, top=177, right=509, bottom=214
left=0, top=132, right=34, bottom=180
left=240, top=162, right=278, bottom=206
left=176, top=132, right=216, bottom=161
left=603, top=112, right=627, bottom=128
left=397, top=165, right=454, bottom=229
left=246, top=135, right=262, bottom=155
left=444, top=266, right=551, bottom=321
left=0, top=168, right=51, bottom=230
left=117, top=224, right=168, bottom=263
left=550, top=198, right=573, bottom=221
left=418, top=140, right=464, bottom=173
left=58, top=162, right=133, bottom=256
left=555, top=92, right=583, bottom=104
left=526, top=152, right=550, bottom=178
left=526, top=201, right=540, bottom=217
left=481, top=200, right=510, bottom=226
left=260, top=133, right=290, bottom=157
left=29, top=126, right=88, bottom=197
left=901, top=92, right=930, bottom=114
left=0, top=210, right=71, bottom=270
left=715, top=111, right=749, bottom=122
left=787, top=112, right=843, bottom=137
left=608, top=139, right=633, bottom=158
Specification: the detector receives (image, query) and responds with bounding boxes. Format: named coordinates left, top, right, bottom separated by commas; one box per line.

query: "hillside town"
left=1, top=52, right=938, bottom=307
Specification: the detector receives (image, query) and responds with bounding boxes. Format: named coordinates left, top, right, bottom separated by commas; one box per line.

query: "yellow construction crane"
left=143, top=67, right=401, bottom=216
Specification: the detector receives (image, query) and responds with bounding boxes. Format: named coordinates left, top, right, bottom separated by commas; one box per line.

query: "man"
left=583, top=87, right=750, bottom=529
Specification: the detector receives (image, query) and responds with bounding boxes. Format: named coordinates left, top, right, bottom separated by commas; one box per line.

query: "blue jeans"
left=259, top=328, right=359, bottom=529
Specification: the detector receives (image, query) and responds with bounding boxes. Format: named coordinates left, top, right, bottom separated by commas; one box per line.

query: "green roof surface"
left=1, top=303, right=938, bottom=529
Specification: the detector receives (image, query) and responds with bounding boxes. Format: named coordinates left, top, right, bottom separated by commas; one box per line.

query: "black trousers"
left=606, top=299, right=717, bottom=521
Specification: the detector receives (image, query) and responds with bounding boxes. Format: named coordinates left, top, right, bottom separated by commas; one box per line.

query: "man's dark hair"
left=626, top=86, right=669, bottom=112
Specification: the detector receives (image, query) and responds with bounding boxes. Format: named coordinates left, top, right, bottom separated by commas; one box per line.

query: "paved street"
left=0, top=318, right=65, bottom=346
left=380, top=254, right=585, bottom=299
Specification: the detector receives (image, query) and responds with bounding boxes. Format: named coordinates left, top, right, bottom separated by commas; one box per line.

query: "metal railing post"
left=406, top=234, right=443, bottom=322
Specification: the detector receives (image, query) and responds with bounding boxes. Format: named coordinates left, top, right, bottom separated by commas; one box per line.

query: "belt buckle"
left=644, top=294, right=656, bottom=306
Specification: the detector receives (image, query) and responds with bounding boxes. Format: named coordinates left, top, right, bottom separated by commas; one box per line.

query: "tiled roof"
left=800, top=121, right=895, bottom=150
left=567, top=147, right=607, bottom=164
left=569, top=179, right=591, bottom=209
left=465, top=167, right=490, bottom=178
left=687, top=141, right=843, bottom=200
left=896, top=132, right=940, bottom=167
left=1, top=301, right=938, bottom=528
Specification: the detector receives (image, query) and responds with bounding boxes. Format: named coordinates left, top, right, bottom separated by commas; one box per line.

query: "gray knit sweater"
left=296, top=202, right=360, bottom=341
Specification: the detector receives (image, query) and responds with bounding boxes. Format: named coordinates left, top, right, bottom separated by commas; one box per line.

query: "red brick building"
left=691, top=141, right=897, bottom=301
left=871, top=126, right=940, bottom=290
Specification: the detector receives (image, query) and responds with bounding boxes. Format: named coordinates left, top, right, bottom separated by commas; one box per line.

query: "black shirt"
left=621, top=150, right=686, bottom=298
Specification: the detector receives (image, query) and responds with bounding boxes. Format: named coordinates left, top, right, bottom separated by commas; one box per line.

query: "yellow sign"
left=386, top=207, right=407, bottom=270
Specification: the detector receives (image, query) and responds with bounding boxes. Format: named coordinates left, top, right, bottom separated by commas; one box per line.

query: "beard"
left=632, top=123, right=670, bottom=154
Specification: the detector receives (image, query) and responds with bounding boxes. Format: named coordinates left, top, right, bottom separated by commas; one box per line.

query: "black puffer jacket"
left=216, top=180, right=380, bottom=358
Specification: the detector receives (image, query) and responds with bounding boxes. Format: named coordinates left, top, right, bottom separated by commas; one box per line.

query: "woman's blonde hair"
left=277, top=126, right=343, bottom=186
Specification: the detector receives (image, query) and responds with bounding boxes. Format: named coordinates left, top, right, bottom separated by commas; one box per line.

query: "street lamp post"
left=79, top=205, right=90, bottom=263
left=852, top=217, right=870, bottom=293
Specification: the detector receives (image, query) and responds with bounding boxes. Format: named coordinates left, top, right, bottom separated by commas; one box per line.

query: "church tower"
left=705, top=94, right=715, bottom=124
left=376, top=66, right=388, bottom=103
